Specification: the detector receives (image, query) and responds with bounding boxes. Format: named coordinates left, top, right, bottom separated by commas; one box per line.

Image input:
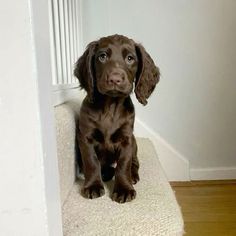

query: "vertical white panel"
left=48, top=0, right=58, bottom=85
left=52, top=0, right=63, bottom=84
left=69, top=0, right=75, bottom=83
left=64, top=0, right=72, bottom=84
left=74, top=0, right=78, bottom=60
left=49, top=0, right=82, bottom=85
left=58, top=0, right=68, bottom=84
left=77, top=0, right=84, bottom=52
left=72, top=0, right=77, bottom=83
left=72, top=0, right=77, bottom=64
left=73, top=0, right=79, bottom=83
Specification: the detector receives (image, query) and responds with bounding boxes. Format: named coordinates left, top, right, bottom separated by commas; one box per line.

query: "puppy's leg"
left=79, top=137, right=105, bottom=199
left=112, top=138, right=136, bottom=203
left=131, top=136, right=140, bottom=184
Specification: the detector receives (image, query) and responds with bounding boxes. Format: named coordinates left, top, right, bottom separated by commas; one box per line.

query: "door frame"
left=30, top=0, right=63, bottom=235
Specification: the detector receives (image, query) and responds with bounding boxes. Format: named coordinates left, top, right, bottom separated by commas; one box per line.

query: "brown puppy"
left=74, top=34, right=160, bottom=203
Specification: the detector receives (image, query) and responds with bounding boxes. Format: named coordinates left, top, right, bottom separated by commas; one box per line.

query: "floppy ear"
left=135, top=44, right=160, bottom=105
left=74, top=41, right=97, bottom=101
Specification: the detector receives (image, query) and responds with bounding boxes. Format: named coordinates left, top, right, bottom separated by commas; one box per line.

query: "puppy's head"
left=74, top=34, right=160, bottom=105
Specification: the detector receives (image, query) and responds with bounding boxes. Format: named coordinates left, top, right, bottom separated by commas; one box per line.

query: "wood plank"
left=170, top=180, right=236, bottom=187
left=171, top=181, right=236, bottom=236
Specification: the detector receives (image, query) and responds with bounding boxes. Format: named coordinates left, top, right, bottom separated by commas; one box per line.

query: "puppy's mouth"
left=100, top=84, right=133, bottom=97
left=105, top=90, right=126, bottom=97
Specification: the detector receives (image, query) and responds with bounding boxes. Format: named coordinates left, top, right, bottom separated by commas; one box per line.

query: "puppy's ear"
left=135, top=44, right=160, bottom=105
left=74, top=41, right=97, bottom=101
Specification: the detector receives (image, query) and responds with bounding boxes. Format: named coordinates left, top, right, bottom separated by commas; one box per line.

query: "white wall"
left=80, top=0, right=236, bottom=178
left=0, top=1, right=62, bottom=235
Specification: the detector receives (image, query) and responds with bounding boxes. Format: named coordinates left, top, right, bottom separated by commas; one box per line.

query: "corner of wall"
left=134, top=118, right=190, bottom=181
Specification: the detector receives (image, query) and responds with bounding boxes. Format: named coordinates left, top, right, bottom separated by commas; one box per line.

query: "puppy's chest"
left=98, top=113, right=125, bottom=140
left=95, top=112, right=124, bottom=142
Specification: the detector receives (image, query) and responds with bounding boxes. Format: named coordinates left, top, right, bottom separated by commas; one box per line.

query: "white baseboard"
left=190, top=167, right=236, bottom=180
left=53, top=86, right=80, bottom=107
left=53, top=85, right=86, bottom=107
left=134, top=118, right=190, bottom=181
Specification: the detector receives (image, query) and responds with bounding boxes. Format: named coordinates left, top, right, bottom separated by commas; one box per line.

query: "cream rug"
left=62, top=138, right=184, bottom=236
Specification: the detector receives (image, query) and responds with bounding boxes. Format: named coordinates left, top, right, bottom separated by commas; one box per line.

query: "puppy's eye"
left=98, top=52, right=108, bottom=63
left=125, top=54, right=135, bottom=65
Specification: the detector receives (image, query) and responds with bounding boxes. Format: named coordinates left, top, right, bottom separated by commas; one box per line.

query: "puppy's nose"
left=107, top=72, right=124, bottom=85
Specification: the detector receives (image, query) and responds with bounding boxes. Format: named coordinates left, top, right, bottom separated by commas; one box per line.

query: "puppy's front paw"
left=82, top=184, right=105, bottom=199
left=112, top=186, right=136, bottom=203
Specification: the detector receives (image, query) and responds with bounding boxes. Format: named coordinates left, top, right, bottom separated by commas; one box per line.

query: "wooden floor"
left=171, top=180, right=236, bottom=236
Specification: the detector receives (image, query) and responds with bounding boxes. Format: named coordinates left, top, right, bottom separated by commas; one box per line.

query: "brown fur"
left=74, top=34, right=160, bottom=203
